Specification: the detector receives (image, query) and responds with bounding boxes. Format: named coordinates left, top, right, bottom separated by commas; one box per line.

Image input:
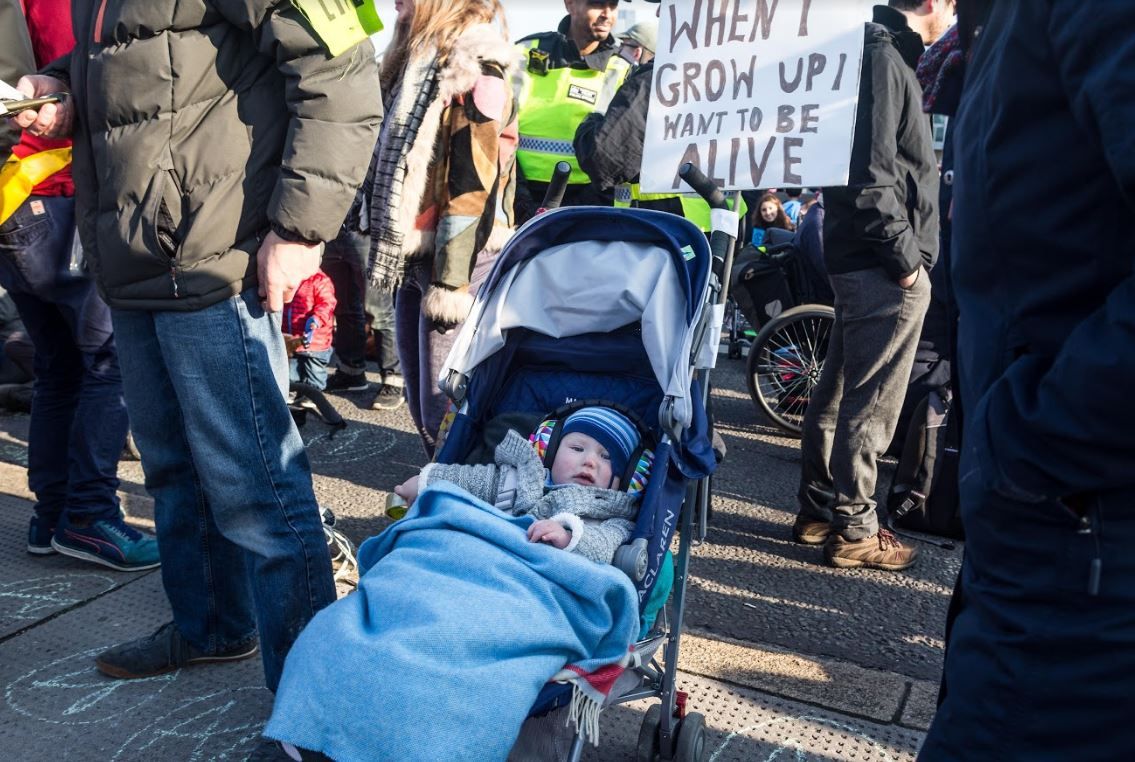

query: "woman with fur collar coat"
left=366, top=0, right=517, bottom=455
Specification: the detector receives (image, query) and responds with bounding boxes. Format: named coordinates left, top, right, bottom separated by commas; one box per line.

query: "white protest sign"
left=641, top=0, right=875, bottom=193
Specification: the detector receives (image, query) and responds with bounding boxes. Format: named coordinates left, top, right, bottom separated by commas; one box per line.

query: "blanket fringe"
left=566, top=683, right=603, bottom=747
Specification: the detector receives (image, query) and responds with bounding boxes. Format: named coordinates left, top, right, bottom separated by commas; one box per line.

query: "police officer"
left=513, top=0, right=632, bottom=223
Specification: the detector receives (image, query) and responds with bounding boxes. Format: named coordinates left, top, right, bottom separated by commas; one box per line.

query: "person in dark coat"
left=792, top=0, right=952, bottom=571
left=920, top=1, right=1135, bottom=758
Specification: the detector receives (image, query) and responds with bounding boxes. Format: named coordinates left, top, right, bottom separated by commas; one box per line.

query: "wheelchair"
left=729, top=228, right=835, bottom=434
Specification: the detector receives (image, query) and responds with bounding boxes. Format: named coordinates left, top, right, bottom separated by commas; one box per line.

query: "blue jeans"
left=110, top=289, right=335, bottom=691
left=290, top=348, right=332, bottom=390
left=0, top=195, right=126, bottom=524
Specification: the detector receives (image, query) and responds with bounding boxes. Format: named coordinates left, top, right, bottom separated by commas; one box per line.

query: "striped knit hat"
left=560, top=407, right=640, bottom=480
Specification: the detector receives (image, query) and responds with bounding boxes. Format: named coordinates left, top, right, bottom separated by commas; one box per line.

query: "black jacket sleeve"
left=574, top=63, right=653, bottom=189
left=825, top=42, right=925, bottom=280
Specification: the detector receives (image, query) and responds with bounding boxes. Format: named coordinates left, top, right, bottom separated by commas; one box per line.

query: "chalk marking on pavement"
left=0, top=573, right=116, bottom=623
left=111, top=686, right=268, bottom=761
left=708, top=714, right=904, bottom=762
left=304, top=426, right=396, bottom=464
left=5, top=646, right=176, bottom=724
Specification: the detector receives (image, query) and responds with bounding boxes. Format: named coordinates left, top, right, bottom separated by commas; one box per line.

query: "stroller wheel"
left=746, top=304, right=835, bottom=435
left=674, top=712, right=707, bottom=762
left=636, top=704, right=662, bottom=762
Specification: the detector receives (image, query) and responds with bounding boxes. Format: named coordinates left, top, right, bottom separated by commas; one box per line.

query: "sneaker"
left=27, top=515, right=57, bottom=555
left=791, top=516, right=831, bottom=546
left=824, top=528, right=918, bottom=571
left=96, top=621, right=258, bottom=680
left=51, top=516, right=161, bottom=572
left=371, top=376, right=405, bottom=411
left=324, top=371, right=370, bottom=394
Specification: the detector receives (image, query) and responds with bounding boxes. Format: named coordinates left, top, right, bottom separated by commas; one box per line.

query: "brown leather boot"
left=824, top=528, right=918, bottom=571
left=791, top=516, right=831, bottom=545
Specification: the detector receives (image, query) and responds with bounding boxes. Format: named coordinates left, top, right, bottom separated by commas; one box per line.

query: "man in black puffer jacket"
left=792, top=0, right=951, bottom=572
left=11, top=0, right=382, bottom=713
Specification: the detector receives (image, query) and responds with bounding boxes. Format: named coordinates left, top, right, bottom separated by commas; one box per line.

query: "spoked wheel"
left=746, top=304, right=835, bottom=434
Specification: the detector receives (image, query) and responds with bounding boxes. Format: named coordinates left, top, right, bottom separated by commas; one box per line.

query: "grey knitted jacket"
left=419, top=431, right=638, bottom=564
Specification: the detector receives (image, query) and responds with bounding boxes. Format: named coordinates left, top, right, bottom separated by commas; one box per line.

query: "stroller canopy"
left=442, top=207, right=713, bottom=432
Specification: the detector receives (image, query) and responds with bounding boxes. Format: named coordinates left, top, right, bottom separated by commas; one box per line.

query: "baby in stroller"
left=392, top=405, right=652, bottom=564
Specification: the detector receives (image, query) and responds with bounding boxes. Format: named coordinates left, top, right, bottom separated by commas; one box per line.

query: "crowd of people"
left=2, top=0, right=1133, bottom=759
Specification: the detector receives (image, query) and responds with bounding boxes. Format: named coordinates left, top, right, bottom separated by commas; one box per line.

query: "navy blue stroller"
left=435, top=205, right=722, bottom=761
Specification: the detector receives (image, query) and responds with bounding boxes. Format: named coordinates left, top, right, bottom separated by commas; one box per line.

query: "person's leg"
left=321, top=226, right=370, bottom=391
left=56, top=274, right=130, bottom=526
left=369, top=289, right=400, bottom=378
left=148, top=289, right=335, bottom=690
left=297, top=350, right=331, bottom=390
left=823, top=267, right=930, bottom=570
left=369, top=288, right=405, bottom=410
left=395, top=269, right=427, bottom=445
left=793, top=298, right=845, bottom=543
left=8, top=291, right=79, bottom=540
left=0, top=195, right=130, bottom=556
left=413, top=252, right=497, bottom=455
left=0, top=200, right=77, bottom=538
left=109, top=307, right=255, bottom=654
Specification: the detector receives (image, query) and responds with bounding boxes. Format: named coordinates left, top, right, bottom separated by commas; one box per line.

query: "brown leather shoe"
left=792, top=516, right=831, bottom=545
left=824, top=528, right=918, bottom=571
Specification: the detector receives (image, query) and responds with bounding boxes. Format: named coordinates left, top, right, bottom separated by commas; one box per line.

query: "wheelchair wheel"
left=746, top=304, right=835, bottom=434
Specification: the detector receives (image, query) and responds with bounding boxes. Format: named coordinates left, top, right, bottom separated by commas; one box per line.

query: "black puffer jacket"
left=822, top=6, right=939, bottom=280
left=48, top=0, right=382, bottom=311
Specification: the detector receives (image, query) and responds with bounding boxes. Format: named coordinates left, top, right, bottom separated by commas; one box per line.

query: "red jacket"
left=13, top=0, right=74, bottom=198
left=282, top=270, right=336, bottom=353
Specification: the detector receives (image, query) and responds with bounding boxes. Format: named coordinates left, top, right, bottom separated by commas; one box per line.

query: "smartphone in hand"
left=0, top=93, right=64, bottom=118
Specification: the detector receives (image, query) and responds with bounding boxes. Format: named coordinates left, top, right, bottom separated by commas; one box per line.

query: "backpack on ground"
left=886, top=387, right=964, bottom=540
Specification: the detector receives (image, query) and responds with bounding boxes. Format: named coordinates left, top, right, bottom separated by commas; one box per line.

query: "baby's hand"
left=393, top=475, right=420, bottom=504
left=527, top=519, right=571, bottom=549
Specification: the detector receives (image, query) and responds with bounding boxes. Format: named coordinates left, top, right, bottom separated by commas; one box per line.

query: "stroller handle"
left=679, top=163, right=728, bottom=209
left=538, top=161, right=573, bottom=213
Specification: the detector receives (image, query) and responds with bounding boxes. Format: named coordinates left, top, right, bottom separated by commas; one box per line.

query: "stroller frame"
left=437, top=201, right=731, bottom=762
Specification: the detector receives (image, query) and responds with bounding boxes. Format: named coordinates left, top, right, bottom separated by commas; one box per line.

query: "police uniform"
left=513, top=15, right=631, bottom=222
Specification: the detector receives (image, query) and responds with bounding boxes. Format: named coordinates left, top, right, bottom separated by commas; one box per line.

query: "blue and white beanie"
left=560, top=407, right=640, bottom=479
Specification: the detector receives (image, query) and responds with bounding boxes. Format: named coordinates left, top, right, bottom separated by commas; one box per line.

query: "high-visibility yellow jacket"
left=514, top=28, right=631, bottom=186
left=614, top=182, right=747, bottom=234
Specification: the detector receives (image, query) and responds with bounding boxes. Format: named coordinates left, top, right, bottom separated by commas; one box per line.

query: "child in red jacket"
left=283, top=270, right=337, bottom=392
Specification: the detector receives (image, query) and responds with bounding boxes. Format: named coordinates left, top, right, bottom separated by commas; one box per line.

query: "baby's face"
left=550, top=432, right=618, bottom=490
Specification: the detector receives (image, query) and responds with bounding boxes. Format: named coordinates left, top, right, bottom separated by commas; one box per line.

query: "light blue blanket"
left=266, top=483, right=639, bottom=762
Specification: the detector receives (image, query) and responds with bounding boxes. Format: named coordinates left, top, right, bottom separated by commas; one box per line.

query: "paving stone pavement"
left=0, top=357, right=955, bottom=760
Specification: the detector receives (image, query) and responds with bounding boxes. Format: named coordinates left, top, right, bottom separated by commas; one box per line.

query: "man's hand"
left=527, top=519, right=572, bottom=549
left=9, top=75, right=73, bottom=138
left=257, top=231, right=322, bottom=313
left=898, top=268, right=921, bottom=289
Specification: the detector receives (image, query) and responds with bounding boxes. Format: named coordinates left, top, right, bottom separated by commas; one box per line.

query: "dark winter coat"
left=46, top=0, right=382, bottom=311
left=572, top=61, right=690, bottom=220
left=822, top=6, right=939, bottom=280
left=921, top=1, right=1135, bottom=759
